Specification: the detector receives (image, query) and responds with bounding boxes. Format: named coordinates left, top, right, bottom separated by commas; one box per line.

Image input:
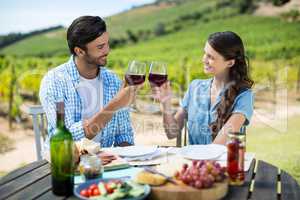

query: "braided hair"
left=208, top=31, right=254, bottom=140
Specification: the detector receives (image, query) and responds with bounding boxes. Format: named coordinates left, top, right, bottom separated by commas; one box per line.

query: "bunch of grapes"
left=174, top=160, right=227, bottom=189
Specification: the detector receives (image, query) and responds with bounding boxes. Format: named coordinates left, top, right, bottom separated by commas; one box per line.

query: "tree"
left=234, top=0, right=255, bottom=14
left=154, top=23, right=166, bottom=36
left=126, top=30, right=138, bottom=43
left=272, top=0, right=290, bottom=6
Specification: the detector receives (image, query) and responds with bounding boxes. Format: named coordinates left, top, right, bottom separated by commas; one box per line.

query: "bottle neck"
left=56, top=102, right=65, bottom=128
left=56, top=112, right=65, bottom=128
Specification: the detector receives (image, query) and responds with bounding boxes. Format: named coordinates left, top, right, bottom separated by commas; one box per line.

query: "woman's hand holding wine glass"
left=148, top=61, right=173, bottom=114
left=148, top=61, right=169, bottom=100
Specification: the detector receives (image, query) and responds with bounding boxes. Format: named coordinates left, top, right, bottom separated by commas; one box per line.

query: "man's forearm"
left=84, top=99, right=121, bottom=139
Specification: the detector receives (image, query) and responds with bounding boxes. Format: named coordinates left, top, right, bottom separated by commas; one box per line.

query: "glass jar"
left=79, top=154, right=103, bottom=180
left=227, top=131, right=245, bottom=186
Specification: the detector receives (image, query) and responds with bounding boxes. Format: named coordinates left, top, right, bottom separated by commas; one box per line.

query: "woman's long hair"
left=208, top=31, right=254, bottom=140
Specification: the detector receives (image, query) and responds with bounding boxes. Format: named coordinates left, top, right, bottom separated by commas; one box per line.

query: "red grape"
left=195, top=180, right=203, bottom=189
left=176, top=160, right=227, bottom=189
left=183, top=163, right=188, bottom=169
left=174, top=171, right=180, bottom=178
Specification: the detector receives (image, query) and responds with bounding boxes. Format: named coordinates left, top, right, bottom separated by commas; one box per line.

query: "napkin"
left=124, top=148, right=168, bottom=161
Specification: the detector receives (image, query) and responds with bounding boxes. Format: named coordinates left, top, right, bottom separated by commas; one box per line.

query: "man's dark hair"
left=67, top=16, right=106, bottom=55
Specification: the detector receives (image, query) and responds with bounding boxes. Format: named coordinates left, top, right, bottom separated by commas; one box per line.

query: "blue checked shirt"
left=39, top=56, right=134, bottom=147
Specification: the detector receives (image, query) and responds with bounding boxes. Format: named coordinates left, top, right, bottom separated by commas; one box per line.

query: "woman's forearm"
left=213, top=113, right=246, bottom=145
left=162, top=101, right=183, bottom=139
left=163, top=113, right=181, bottom=139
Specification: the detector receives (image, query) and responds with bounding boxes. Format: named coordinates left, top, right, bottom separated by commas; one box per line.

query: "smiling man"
left=39, top=16, right=139, bottom=148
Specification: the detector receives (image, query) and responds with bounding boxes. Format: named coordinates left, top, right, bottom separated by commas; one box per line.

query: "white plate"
left=110, top=145, right=158, bottom=158
left=180, top=144, right=227, bottom=160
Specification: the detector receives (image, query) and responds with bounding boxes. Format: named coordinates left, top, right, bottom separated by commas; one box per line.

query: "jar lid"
left=80, top=154, right=102, bottom=169
left=228, top=131, right=245, bottom=136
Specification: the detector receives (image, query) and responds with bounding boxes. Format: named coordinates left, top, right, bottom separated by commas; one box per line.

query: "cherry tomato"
left=105, top=183, right=114, bottom=194
left=80, top=189, right=89, bottom=197
left=87, top=188, right=93, bottom=197
left=89, top=183, right=98, bottom=190
left=92, top=187, right=101, bottom=196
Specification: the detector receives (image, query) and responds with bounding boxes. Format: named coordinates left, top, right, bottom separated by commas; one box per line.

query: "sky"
left=0, top=0, right=155, bottom=35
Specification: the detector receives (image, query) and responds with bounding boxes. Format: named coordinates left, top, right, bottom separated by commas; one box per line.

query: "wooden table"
left=0, top=159, right=299, bottom=200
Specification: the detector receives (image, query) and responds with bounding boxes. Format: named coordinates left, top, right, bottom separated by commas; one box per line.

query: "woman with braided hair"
left=155, top=31, right=254, bottom=145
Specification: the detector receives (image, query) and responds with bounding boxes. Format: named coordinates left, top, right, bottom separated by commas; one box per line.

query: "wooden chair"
left=24, top=105, right=46, bottom=161
left=176, top=118, right=188, bottom=147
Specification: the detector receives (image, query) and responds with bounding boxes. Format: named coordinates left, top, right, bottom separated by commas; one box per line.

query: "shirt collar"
left=67, top=55, right=107, bottom=85
left=209, top=78, right=227, bottom=111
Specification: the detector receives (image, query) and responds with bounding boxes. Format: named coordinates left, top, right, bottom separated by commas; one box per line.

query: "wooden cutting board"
left=150, top=179, right=228, bottom=200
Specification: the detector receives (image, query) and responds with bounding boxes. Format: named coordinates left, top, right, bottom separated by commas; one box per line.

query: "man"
left=39, top=16, right=139, bottom=148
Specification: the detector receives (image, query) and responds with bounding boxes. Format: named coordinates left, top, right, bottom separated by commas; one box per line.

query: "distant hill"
left=0, top=0, right=224, bottom=56
left=0, top=0, right=299, bottom=58
left=0, top=25, right=64, bottom=50
left=0, top=28, right=68, bottom=57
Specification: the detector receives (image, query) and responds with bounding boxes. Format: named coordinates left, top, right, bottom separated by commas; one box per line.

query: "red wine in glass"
left=148, top=73, right=168, bottom=87
left=124, top=60, right=146, bottom=110
left=148, top=61, right=168, bottom=88
left=125, top=60, right=146, bottom=85
left=125, top=74, right=146, bottom=85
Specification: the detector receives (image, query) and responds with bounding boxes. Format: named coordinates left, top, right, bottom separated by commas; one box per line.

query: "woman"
left=156, top=31, right=254, bottom=145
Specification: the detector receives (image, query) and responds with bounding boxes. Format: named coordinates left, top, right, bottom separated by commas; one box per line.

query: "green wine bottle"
left=50, top=102, right=74, bottom=196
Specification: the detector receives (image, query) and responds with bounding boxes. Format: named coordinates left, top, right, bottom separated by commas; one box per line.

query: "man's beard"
left=84, top=53, right=107, bottom=67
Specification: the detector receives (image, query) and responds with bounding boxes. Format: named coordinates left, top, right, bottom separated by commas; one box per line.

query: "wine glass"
left=148, top=61, right=168, bottom=110
left=125, top=60, right=146, bottom=86
left=125, top=60, right=146, bottom=111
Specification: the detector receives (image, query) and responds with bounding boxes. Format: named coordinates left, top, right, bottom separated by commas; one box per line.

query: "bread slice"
left=135, top=170, right=167, bottom=186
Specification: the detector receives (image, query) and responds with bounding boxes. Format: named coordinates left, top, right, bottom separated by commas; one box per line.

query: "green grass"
left=108, top=14, right=300, bottom=93
left=247, top=115, right=300, bottom=184
left=109, top=15, right=300, bottom=63
left=107, top=0, right=217, bottom=38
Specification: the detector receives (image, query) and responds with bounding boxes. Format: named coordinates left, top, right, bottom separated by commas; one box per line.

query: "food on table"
left=78, top=180, right=145, bottom=199
left=79, top=155, right=104, bottom=180
left=175, top=160, right=227, bottom=189
left=135, top=170, right=167, bottom=186
left=227, top=132, right=245, bottom=185
left=98, top=152, right=117, bottom=165
left=76, top=138, right=101, bottom=155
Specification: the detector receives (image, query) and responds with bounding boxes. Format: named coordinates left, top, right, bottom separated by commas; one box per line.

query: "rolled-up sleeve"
left=65, top=118, right=85, bottom=141
left=232, top=89, right=254, bottom=126
left=113, top=78, right=134, bottom=146
left=114, top=108, right=134, bottom=146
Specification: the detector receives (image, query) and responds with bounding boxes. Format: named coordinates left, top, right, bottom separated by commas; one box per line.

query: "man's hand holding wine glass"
left=112, top=81, right=144, bottom=110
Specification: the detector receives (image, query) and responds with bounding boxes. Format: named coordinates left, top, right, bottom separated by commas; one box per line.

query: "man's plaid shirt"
left=39, top=56, right=134, bottom=147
